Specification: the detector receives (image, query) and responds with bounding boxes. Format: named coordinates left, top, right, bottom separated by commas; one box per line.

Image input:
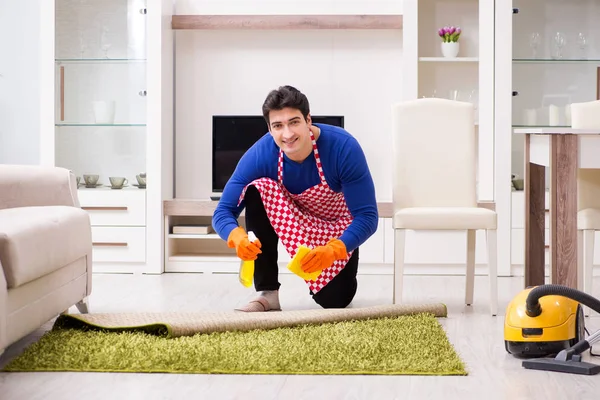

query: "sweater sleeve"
left=212, top=145, right=264, bottom=241
left=336, top=138, right=379, bottom=252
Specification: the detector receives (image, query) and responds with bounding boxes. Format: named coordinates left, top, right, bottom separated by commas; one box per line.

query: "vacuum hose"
left=526, top=284, right=600, bottom=317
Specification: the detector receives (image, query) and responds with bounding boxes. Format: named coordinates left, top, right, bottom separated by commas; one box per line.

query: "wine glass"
left=529, top=32, right=541, bottom=59
left=468, top=89, right=479, bottom=122
left=100, top=26, right=111, bottom=59
left=553, top=32, right=566, bottom=59
left=421, top=89, right=438, bottom=98
left=577, top=32, right=588, bottom=59
left=448, top=89, right=461, bottom=101
left=79, top=32, right=88, bottom=59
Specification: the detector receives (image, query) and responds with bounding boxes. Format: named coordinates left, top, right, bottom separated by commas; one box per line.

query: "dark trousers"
left=244, top=185, right=359, bottom=309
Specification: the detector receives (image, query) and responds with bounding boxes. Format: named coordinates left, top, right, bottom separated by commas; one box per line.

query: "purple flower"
left=438, top=25, right=462, bottom=42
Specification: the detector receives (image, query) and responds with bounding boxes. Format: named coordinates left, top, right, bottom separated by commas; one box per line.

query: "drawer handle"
left=82, top=206, right=128, bottom=211
left=93, top=242, right=128, bottom=247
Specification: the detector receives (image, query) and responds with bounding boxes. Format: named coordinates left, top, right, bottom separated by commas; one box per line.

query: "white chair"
left=390, top=98, right=498, bottom=316
left=571, top=100, right=600, bottom=315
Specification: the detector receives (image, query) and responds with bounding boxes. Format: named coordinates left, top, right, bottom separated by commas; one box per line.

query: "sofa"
left=0, top=164, right=92, bottom=356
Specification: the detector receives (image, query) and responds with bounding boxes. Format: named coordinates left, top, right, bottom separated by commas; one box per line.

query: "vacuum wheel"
left=571, top=304, right=586, bottom=346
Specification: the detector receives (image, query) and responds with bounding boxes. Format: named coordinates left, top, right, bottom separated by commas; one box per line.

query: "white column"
left=494, top=0, right=514, bottom=277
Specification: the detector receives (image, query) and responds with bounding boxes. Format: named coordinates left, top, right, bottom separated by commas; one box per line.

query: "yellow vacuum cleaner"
left=504, top=284, right=600, bottom=375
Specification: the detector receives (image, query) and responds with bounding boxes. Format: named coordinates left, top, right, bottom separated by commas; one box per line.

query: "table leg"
left=549, top=134, right=578, bottom=288
left=524, top=134, right=546, bottom=287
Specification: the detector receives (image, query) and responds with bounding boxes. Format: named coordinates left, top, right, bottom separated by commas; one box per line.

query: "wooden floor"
left=1, top=272, right=599, bottom=400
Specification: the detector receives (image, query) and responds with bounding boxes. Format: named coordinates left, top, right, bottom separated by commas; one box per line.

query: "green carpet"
left=3, top=313, right=466, bottom=375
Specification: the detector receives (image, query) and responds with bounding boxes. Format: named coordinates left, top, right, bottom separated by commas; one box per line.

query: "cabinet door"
left=356, top=218, right=385, bottom=264
left=54, top=0, right=148, bottom=186
left=509, top=0, right=600, bottom=181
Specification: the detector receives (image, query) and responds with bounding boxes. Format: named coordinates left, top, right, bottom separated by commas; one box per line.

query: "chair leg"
left=465, top=230, right=476, bottom=306
left=486, top=229, right=498, bottom=316
left=76, top=297, right=89, bottom=314
left=583, top=230, right=595, bottom=317
left=393, top=229, right=406, bottom=304
left=577, top=230, right=584, bottom=291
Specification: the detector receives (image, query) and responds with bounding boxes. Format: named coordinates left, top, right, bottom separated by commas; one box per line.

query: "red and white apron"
left=238, top=130, right=354, bottom=294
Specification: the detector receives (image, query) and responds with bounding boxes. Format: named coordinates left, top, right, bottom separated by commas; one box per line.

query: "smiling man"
left=212, top=85, right=378, bottom=312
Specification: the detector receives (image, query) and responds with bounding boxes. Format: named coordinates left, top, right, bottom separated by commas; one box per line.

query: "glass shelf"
left=55, top=123, right=146, bottom=127
left=513, top=58, right=600, bottom=63
left=55, top=58, right=146, bottom=63
left=512, top=125, right=570, bottom=128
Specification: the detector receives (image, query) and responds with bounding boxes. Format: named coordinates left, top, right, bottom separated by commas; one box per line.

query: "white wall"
left=174, top=0, right=403, bottom=200
left=0, top=0, right=45, bottom=165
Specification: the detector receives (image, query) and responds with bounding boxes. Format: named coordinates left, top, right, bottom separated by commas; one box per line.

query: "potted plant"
left=438, top=26, right=462, bottom=58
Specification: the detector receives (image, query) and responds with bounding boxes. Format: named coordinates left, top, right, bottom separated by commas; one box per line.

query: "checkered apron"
left=238, top=131, right=354, bottom=294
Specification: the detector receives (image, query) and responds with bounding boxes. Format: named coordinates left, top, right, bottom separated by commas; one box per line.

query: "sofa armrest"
left=0, top=165, right=80, bottom=210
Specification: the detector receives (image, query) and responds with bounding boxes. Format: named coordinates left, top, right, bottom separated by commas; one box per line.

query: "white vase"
left=441, top=42, right=460, bottom=58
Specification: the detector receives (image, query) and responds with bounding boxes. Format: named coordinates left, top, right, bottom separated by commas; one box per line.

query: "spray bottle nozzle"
left=247, top=231, right=257, bottom=243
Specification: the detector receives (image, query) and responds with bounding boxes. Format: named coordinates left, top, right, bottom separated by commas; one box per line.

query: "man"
left=212, top=85, right=378, bottom=312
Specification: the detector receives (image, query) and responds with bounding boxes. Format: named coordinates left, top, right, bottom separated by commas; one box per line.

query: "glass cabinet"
left=493, top=0, right=600, bottom=278
left=46, top=0, right=174, bottom=274
left=510, top=0, right=600, bottom=179
left=54, top=0, right=148, bottom=188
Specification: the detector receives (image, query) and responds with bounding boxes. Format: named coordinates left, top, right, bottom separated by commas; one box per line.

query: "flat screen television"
left=212, top=115, right=344, bottom=194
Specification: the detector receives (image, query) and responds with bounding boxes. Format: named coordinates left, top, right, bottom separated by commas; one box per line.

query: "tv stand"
left=162, top=199, right=395, bottom=274
left=210, top=196, right=221, bottom=201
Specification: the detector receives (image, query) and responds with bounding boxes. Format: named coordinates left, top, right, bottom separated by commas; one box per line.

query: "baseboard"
left=510, top=265, right=600, bottom=278
left=356, top=263, right=497, bottom=276
left=157, top=262, right=600, bottom=277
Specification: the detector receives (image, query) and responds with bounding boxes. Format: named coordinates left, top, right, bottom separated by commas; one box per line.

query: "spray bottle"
left=238, top=231, right=258, bottom=287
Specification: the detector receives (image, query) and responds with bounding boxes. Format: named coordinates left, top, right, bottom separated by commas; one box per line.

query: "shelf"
left=171, top=15, right=403, bottom=30
left=168, top=253, right=238, bottom=262
left=419, top=57, right=478, bottom=62
left=77, top=186, right=144, bottom=191
left=168, top=233, right=220, bottom=239
left=513, top=59, right=600, bottom=64
left=55, top=58, right=146, bottom=63
left=55, top=123, right=146, bottom=127
left=512, top=125, right=570, bottom=128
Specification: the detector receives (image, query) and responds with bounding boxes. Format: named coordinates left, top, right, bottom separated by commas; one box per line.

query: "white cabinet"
left=41, top=0, right=174, bottom=273
left=494, top=1, right=600, bottom=278
left=91, top=226, right=147, bottom=263
left=357, top=219, right=385, bottom=264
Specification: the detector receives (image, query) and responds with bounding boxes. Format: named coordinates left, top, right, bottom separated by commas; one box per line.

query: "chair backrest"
left=391, top=98, right=477, bottom=210
left=571, top=100, right=600, bottom=210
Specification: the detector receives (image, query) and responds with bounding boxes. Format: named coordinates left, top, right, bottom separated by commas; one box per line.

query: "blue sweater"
left=212, top=123, right=378, bottom=252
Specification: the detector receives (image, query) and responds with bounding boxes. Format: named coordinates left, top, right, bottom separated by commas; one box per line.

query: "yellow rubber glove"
left=227, top=227, right=262, bottom=261
left=300, top=238, right=347, bottom=273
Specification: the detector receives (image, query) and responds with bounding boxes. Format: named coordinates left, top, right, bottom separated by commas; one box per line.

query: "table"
left=515, top=128, right=600, bottom=288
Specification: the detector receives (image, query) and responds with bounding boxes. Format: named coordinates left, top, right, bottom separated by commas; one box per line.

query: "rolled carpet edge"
left=54, top=303, right=448, bottom=338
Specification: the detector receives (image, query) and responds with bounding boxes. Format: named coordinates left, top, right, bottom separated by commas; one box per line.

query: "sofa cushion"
left=0, top=206, right=91, bottom=289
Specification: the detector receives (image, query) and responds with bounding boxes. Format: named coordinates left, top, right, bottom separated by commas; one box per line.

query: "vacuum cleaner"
left=504, top=284, right=600, bottom=375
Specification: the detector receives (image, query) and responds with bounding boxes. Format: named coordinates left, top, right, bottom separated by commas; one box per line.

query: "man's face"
left=268, top=107, right=312, bottom=160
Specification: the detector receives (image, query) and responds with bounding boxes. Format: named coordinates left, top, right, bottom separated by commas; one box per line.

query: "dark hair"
left=262, top=85, right=310, bottom=125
